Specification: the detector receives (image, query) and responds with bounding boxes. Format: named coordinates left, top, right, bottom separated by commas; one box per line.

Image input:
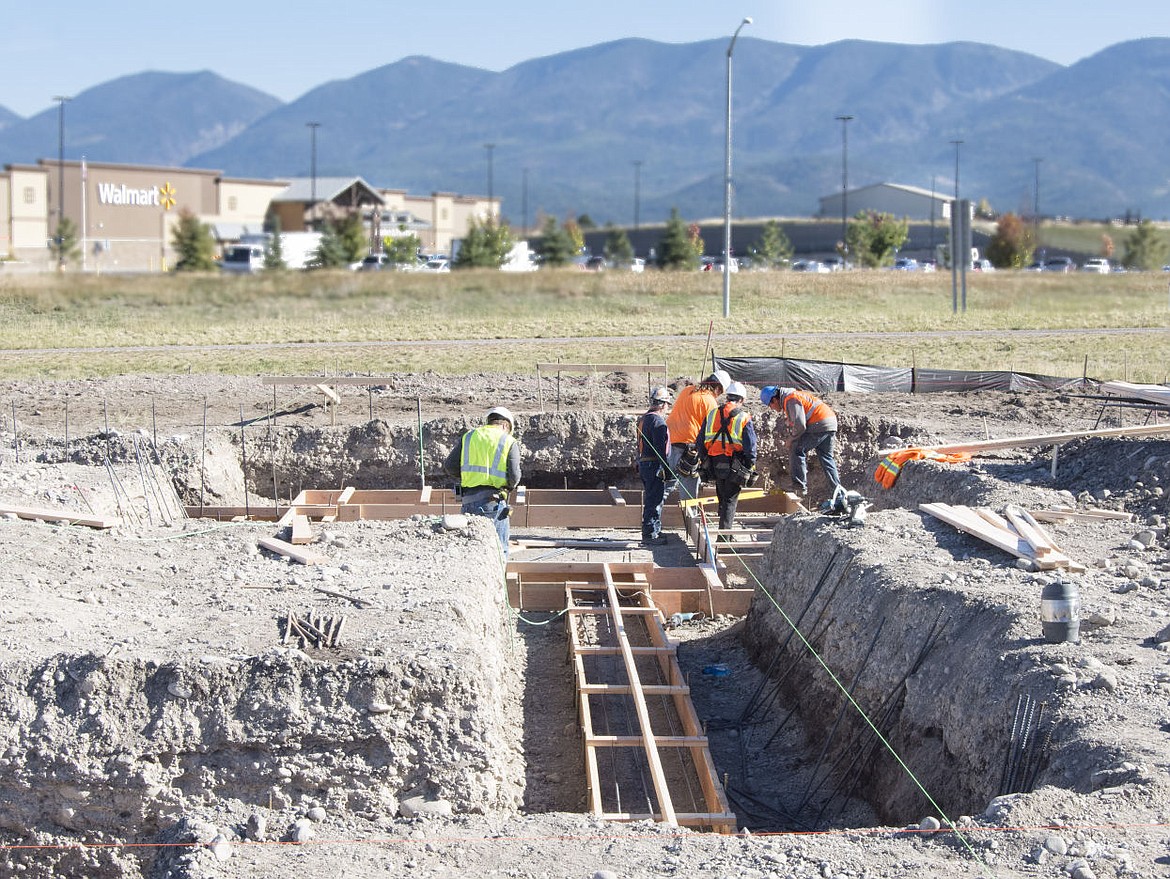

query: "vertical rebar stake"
left=103, top=397, right=111, bottom=462
left=240, top=404, right=249, bottom=518
left=64, top=400, right=69, bottom=463
left=11, top=400, right=18, bottom=464
left=199, top=396, right=207, bottom=514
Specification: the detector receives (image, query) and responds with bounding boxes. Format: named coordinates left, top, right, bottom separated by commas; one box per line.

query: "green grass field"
left=0, top=268, right=1167, bottom=382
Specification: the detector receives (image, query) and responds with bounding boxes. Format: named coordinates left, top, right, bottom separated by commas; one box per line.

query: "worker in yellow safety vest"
left=443, top=406, right=521, bottom=558
left=665, top=369, right=729, bottom=501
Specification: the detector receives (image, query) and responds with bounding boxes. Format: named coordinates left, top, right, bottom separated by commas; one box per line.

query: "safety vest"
left=460, top=425, right=515, bottom=490
left=783, top=389, right=833, bottom=427
left=702, top=403, right=750, bottom=458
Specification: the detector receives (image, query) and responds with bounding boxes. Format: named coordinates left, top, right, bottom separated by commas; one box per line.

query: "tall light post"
left=1034, top=156, right=1043, bottom=223
left=835, top=114, right=853, bottom=266
left=723, top=16, right=752, bottom=319
left=633, top=159, right=643, bottom=233
left=52, top=95, right=71, bottom=271
left=521, top=167, right=529, bottom=237
left=950, top=139, right=963, bottom=202
left=306, top=122, right=320, bottom=230
left=484, top=143, right=496, bottom=222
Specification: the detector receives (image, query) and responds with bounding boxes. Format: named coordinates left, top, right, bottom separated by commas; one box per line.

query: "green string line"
left=715, top=517, right=988, bottom=867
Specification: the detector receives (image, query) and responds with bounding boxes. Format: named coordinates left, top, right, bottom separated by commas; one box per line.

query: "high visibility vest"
left=702, top=404, right=750, bottom=458
left=783, top=390, right=833, bottom=428
left=460, top=425, right=515, bottom=491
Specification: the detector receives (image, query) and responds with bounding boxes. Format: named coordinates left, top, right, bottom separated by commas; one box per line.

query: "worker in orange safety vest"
left=697, top=382, right=757, bottom=532
left=665, top=369, right=729, bottom=501
left=760, top=385, right=842, bottom=500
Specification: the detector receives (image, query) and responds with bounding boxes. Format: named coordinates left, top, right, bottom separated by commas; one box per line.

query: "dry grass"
left=0, top=269, right=1167, bottom=381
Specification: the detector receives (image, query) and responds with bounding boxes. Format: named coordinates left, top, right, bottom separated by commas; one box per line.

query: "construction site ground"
left=2, top=372, right=1170, bottom=879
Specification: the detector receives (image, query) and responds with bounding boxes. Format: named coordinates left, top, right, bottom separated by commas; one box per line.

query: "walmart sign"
left=97, top=182, right=176, bottom=209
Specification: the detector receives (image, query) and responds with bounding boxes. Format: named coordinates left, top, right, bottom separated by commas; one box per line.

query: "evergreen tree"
left=657, top=208, right=699, bottom=270
left=750, top=219, right=793, bottom=269
left=337, top=214, right=368, bottom=263
left=985, top=213, right=1035, bottom=268
left=1122, top=219, right=1169, bottom=271
left=385, top=233, right=421, bottom=266
left=310, top=220, right=351, bottom=268
left=845, top=211, right=909, bottom=268
left=263, top=215, right=287, bottom=271
left=536, top=217, right=576, bottom=267
left=454, top=218, right=515, bottom=269
left=602, top=224, right=634, bottom=266
left=49, top=217, right=81, bottom=269
left=171, top=209, right=217, bottom=271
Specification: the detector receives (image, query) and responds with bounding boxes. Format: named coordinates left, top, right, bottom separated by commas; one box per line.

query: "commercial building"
left=818, top=182, right=952, bottom=223
left=1, top=159, right=495, bottom=272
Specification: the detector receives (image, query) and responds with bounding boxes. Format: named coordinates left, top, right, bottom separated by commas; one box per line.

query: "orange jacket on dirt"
left=667, top=384, right=719, bottom=445
left=873, top=448, right=972, bottom=489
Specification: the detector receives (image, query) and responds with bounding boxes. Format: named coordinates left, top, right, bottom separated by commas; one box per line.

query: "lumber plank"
left=606, top=486, right=627, bottom=506
left=0, top=503, right=118, bottom=529
left=314, top=383, right=341, bottom=405
left=602, top=564, right=677, bottom=826
left=257, top=536, right=326, bottom=565
left=290, top=513, right=313, bottom=545
left=1100, top=380, right=1170, bottom=406
left=1003, top=506, right=1054, bottom=556
left=880, top=422, right=1170, bottom=457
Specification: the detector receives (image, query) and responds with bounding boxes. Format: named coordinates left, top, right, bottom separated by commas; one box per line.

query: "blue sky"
left=4, top=0, right=1169, bottom=117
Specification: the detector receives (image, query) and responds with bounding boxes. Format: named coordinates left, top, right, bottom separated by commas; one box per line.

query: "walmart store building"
left=1, top=159, right=494, bottom=272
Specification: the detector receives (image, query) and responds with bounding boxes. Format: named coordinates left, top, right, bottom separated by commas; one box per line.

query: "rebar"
left=239, top=404, right=249, bottom=518
left=796, top=617, right=886, bottom=812
left=199, top=396, right=207, bottom=513
left=132, top=435, right=155, bottom=526
left=10, top=400, right=18, bottom=464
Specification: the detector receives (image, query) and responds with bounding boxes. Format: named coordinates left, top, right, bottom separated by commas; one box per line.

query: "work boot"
left=641, top=535, right=668, bottom=546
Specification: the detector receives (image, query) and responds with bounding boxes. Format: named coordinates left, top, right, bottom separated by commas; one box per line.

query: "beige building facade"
left=1, top=157, right=495, bottom=272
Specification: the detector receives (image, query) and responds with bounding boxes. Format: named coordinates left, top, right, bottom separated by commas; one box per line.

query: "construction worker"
left=697, top=381, right=757, bottom=534
left=760, top=386, right=842, bottom=501
left=442, top=406, right=521, bottom=558
left=666, top=369, right=730, bottom=502
left=637, top=386, right=674, bottom=546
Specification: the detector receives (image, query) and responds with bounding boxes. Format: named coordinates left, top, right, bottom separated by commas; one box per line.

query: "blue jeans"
left=791, top=430, right=841, bottom=496
left=462, top=496, right=510, bottom=559
left=639, top=460, right=667, bottom=540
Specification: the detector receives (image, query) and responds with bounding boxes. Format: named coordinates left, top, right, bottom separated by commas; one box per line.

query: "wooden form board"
left=921, top=502, right=1085, bottom=572
left=535, top=363, right=669, bottom=374
left=0, top=503, right=118, bottom=529
left=263, top=376, right=397, bottom=386
left=566, top=565, right=736, bottom=832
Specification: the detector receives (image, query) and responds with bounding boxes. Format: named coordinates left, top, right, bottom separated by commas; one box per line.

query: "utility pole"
left=836, top=114, right=853, bottom=266
left=52, top=95, right=71, bottom=271
left=306, top=122, right=320, bottom=230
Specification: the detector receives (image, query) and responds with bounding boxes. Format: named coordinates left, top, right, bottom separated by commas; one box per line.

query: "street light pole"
left=633, top=159, right=643, bottom=233
left=484, top=143, right=496, bottom=222
left=951, top=139, right=963, bottom=202
left=306, top=122, right=320, bottom=230
left=522, top=167, right=529, bottom=237
left=723, top=16, right=752, bottom=320
left=1032, top=156, right=1042, bottom=242
left=836, top=114, right=853, bottom=267
left=52, top=95, right=71, bottom=271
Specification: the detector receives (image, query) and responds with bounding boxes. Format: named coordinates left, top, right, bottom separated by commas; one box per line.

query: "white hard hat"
left=651, top=386, right=673, bottom=404
left=725, top=381, right=747, bottom=400
left=486, top=406, right=515, bottom=429
left=704, top=369, right=732, bottom=390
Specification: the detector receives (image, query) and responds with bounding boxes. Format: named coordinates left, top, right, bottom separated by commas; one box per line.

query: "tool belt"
left=676, top=444, right=701, bottom=478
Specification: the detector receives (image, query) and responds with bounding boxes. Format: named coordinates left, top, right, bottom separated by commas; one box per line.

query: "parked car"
left=821, top=256, right=845, bottom=272
left=583, top=255, right=608, bottom=271
left=627, top=257, right=646, bottom=273
left=702, top=256, right=739, bottom=273
left=1081, top=258, right=1111, bottom=273
left=1043, top=256, right=1077, bottom=273
left=419, top=258, right=450, bottom=273
left=970, top=259, right=994, bottom=272
left=1024, top=261, right=1045, bottom=271
left=890, top=257, right=919, bottom=271
left=791, top=259, right=830, bottom=273
left=358, top=254, right=390, bottom=271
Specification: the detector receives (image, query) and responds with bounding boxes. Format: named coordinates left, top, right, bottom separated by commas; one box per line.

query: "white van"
left=220, top=242, right=266, bottom=273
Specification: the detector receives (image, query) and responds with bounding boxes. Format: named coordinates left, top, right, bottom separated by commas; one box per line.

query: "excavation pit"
left=3, top=376, right=1170, bottom=877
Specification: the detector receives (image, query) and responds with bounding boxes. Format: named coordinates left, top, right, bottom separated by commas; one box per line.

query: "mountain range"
left=2, top=37, right=1168, bottom=225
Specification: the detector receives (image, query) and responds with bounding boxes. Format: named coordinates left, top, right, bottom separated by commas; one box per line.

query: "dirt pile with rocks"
left=1, top=374, right=1169, bottom=878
